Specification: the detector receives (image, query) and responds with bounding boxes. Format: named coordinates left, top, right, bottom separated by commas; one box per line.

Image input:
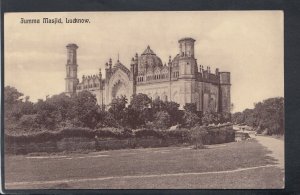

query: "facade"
left=65, top=37, right=231, bottom=113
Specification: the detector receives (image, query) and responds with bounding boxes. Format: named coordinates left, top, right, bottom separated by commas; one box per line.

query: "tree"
left=163, top=101, right=182, bottom=125
left=184, top=103, right=197, bottom=113
left=130, top=93, right=151, bottom=111
left=202, top=110, right=219, bottom=126
left=232, top=112, right=244, bottom=124
left=73, top=91, right=100, bottom=129
left=127, top=93, right=152, bottom=127
left=4, top=86, right=25, bottom=120
left=183, top=111, right=201, bottom=128
left=153, top=111, right=171, bottom=129
left=254, top=97, right=284, bottom=135
left=231, top=97, right=284, bottom=135
left=108, top=95, right=128, bottom=126
left=4, top=86, right=24, bottom=105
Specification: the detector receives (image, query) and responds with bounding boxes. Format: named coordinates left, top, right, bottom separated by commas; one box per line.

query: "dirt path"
left=252, top=135, right=284, bottom=169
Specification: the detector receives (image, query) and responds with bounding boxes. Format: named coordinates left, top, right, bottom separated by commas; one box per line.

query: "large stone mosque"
left=65, top=37, right=231, bottom=113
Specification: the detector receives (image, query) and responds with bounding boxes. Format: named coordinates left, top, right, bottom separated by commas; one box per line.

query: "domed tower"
left=178, top=37, right=197, bottom=79
left=65, top=43, right=79, bottom=95
left=219, top=72, right=231, bottom=113
left=138, top=45, right=163, bottom=73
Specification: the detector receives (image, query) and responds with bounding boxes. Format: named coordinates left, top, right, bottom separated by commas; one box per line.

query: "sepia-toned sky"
left=4, top=11, right=283, bottom=112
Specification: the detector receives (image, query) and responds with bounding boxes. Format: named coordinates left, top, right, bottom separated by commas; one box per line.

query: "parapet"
left=178, top=37, right=196, bottom=43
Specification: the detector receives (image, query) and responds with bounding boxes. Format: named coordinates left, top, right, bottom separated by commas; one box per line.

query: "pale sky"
left=4, top=11, right=284, bottom=112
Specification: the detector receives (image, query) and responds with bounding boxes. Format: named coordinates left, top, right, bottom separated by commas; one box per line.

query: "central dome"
left=138, top=45, right=163, bottom=71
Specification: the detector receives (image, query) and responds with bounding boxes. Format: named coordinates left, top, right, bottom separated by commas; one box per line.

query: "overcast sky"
left=5, top=11, right=283, bottom=112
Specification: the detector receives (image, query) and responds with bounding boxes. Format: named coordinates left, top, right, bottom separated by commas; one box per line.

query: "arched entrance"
left=112, top=80, right=127, bottom=99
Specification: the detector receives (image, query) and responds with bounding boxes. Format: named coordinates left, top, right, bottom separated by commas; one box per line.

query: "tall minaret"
left=65, top=43, right=79, bottom=96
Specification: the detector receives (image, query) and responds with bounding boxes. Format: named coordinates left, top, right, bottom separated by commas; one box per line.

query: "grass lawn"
left=4, top=139, right=283, bottom=189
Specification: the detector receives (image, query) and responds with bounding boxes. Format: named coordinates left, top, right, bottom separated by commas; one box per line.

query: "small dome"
left=138, top=46, right=163, bottom=71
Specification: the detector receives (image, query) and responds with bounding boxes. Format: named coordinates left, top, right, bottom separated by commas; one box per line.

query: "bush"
left=134, top=129, right=164, bottom=138
left=163, top=129, right=191, bottom=143
left=183, top=111, right=201, bottom=128
left=190, top=126, right=208, bottom=149
left=153, top=111, right=171, bottom=129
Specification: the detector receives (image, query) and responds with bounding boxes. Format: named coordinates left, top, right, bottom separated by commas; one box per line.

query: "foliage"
left=4, top=86, right=24, bottom=104
left=202, top=110, right=219, bottom=126
left=108, top=95, right=127, bottom=126
left=153, top=111, right=171, bottom=129
left=183, top=103, right=197, bottom=113
left=183, top=111, right=201, bottom=128
left=4, top=85, right=238, bottom=135
left=232, top=97, right=284, bottom=135
left=152, top=99, right=182, bottom=126
left=189, top=125, right=208, bottom=149
left=125, top=94, right=152, bottom=128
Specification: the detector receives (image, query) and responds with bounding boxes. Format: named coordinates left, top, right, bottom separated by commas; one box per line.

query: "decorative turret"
left=65, top=43, right=79, bottom=95
left=99, top=68, right=102, bottom=79
left=178, top=37, right=197, bottom=79
left=109, top=58, right=112, bottom=69
left=168, top=56, right=172, bottom=66
left=215, top=68, right=219, bottom=76
left=134, top=53, right=139, bottom=77
left=105, top=59, right=112, bottom=83
left=179, top=37, right=195, bottom=58
left=98, top=68, right=103, bottom=90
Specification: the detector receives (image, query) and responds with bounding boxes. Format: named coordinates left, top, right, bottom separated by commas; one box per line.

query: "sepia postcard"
left=2, top=11, right=284, bottom=190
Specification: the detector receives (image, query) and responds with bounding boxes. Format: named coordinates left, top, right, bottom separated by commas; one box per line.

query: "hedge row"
left=5, top=125, right=234, bottom=144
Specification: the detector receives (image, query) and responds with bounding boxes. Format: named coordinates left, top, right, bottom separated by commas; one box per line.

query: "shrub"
left=153, top=111, right=171, bottom=129
left=190, top=126, right=208, bottom=149
left=134, top=129, right=164, bottom=138
left=183, top=111, right=201, bottom=128
left=163, top=129, right=191, bottom=142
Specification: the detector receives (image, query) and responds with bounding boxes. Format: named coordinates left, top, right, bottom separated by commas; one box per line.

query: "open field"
left=4, top=139, right=284, bottom=189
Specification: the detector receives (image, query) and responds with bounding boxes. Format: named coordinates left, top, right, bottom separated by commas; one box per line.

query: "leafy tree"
left=4, top=86, right=25, bottom=120
left=123, top=106, right=142, bottom=128
left=153, top=111, right=171, bottom=129
left=184, top=103, right=197, bottom=113
left=202, top=110, right=219, bottom=126
left=231, top=97, right=284, bottom=135
left=108, top=95, right=128, bottom=126
left=183, top=111, right=201, bottom=128
left=127, top=93, right=152, bottom=127
left=73, top=91, right=100, bottom=129
left=130, top=93, right=151, bottom=111
left=152, top=99, right=182, bottom=126
left=4, top=86, right=24, bottom=104
left=232, top=112, right=244, bottom=124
